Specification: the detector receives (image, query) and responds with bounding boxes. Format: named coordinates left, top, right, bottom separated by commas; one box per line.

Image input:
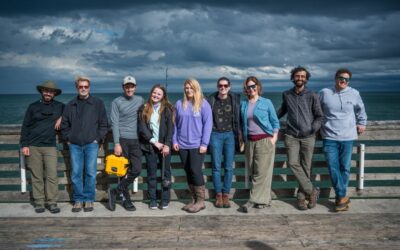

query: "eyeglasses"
left=245, top=84, right=257, bottom=91
left=218, top=84, right=229, bottom=89
left=78, top=85, right=89, bottom=90
left=337, top=77, right=350, bottom=83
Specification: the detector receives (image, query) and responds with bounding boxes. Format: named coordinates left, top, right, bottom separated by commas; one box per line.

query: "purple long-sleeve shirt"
left=173, top=99, right=213, bottom=149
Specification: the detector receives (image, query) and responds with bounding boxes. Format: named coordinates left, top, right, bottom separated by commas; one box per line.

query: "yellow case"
left=105, top=154, right=129, bottom=177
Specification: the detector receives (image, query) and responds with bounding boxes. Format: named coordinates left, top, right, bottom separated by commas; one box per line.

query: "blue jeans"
left=145, top=149, right=171, bottom=203
left=69, top=143, right=99, bottom=202
left=209, top=131, right=235, bottom=194
left=323, top=139, right=354, bottom=199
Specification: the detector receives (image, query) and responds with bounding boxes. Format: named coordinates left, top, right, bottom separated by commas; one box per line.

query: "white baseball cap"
left=123, top=75, right=136, bottom=85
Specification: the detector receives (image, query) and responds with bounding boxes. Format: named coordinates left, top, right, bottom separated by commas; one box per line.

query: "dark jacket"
left=61, top=95, right=109, bottom=146
left=206, top=91, right=242, bottom=151
left=20, top=99, right=64, bottom=147
left=277, top=87, right=323, bottom=138
left=138, top=104, right=174, bottom=153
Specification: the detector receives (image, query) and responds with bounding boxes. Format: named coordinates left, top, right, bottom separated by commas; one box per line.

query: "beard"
left=293, top=80, right=307, bottom=88
left=42, top=94, right=54, bottom=103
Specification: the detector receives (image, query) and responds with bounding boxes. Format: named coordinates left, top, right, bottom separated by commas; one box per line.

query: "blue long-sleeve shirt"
left=319, top=86, right=367, bottom=141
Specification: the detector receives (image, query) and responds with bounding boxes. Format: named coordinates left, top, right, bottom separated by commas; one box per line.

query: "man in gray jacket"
left=107, top=75, right=144, bottom=212
left=277, top=66, right=323, bottom=210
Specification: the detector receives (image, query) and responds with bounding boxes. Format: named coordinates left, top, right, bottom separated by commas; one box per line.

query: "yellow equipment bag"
left=105, top=154, right=129, bottom=177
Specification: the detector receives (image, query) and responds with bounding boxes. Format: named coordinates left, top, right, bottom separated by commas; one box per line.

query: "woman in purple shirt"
left=173, top=78, right=213, bottom=213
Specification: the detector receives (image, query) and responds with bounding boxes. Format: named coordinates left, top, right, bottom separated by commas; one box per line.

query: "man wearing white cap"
left=108, top=75, right=144, bottom=211
left=20, top=81, right=64, bottom=213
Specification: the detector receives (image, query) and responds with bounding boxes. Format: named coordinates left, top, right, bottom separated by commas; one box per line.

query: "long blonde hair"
left=141, top=84, right=172, bottom=123
left=182, top=78, right=204, bottom=113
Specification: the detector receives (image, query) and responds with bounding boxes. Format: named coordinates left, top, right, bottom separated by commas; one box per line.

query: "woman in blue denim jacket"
left=240, top=76, right=280, bottom=213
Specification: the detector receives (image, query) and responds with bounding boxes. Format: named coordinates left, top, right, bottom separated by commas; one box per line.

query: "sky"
left=0, top=0, right=400, bottom=94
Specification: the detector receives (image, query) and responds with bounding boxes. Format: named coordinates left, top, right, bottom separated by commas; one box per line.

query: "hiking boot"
left=240, top=201, right=254, bottom=213
left=107, top=188, right=118, bottom=211
left=46, top=204, right=60, bottom=214
left=149, top=200, right=158, bottom=210
left=84, top=202, right=94, bottom=212
left=71, top=202, right=82, bottom=213
left=335, top=197, right=351, bottom=212
left=34, top=205, right=45, bottom=213
left=215, top=193, right=223, bottom=208
left=187, top=185, right=206, bottom=213
left=307, top=187, right=320, bottom=209
left=222, top=193, right=231, bottom=208
left=182, top=185, right=196, bottom=211
left=297, top=199, right=308, bottom=210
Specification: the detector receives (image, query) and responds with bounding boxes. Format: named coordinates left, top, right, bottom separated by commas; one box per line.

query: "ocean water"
left=0, top=91, right=399, bottom=124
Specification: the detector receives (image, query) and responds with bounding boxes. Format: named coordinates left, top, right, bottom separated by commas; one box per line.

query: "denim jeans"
left=323, top=139, right=354, bottom=199
left=69, top=143, right=99, bottom=202
left=209, top=131, right=235, bottom=194
left=145, top=149, right=171, bottom=203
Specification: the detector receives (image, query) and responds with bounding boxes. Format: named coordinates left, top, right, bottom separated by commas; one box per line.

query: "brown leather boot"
left=182, top=184, right=196, bottom=211
left=215, top=193, right=223, bottom=208
left=335, top=196, right=351, bottom=212
left=222, top=193, right=231, bottom=208
left=187, top=185, right=206, bottom=213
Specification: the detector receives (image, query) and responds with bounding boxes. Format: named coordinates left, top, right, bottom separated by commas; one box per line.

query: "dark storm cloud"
left=2, top=1, right=400, bottom=17
left=1, top=1, right=400, bottom=93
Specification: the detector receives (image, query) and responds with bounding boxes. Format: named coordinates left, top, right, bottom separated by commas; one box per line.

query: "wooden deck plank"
left=0, top=214, right=399, bottom=249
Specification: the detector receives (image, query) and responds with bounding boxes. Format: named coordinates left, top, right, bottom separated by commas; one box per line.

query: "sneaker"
left=34, top=205, right=45, bottom=213
left=46, top=204, right=60, bottom=214
left=107, top=188, right=117, bottom=211
left=161, top=202, right=169, bottom=210
left=335, top=197, right=351, bottom=212
left=71, top=202, right=82, bottom=213
left=240, top=201, right=254, bottom=213
left=297, top=199, right=308, bottom=210
left=84, top=202, right=94, bottom=212
left=149, top=200, right=158, bottom=210
left=307, top=187, right=320, bottom=209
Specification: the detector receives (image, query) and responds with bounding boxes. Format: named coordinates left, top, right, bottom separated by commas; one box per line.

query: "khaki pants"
left=26, top=146, right=58, bottom=206
left=284, top=134, right=315, bottom=199
left=245, top=138, right=275, bottom=205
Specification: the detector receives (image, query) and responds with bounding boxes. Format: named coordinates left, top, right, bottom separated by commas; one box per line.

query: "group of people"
left=20, top=66, right=367, bottom=214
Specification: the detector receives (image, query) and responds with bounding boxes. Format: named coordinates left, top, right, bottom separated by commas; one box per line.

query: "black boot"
left=122, top=189, right=136, bottom=211
left=107, top=188, right=118, bottom=211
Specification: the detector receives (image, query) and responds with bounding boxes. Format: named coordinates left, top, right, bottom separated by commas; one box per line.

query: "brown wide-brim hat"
left=36, top=80, right=62, bottom=96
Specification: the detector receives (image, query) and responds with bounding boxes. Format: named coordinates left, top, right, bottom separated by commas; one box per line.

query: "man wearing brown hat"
left=20, top=81, right=65, bottom=213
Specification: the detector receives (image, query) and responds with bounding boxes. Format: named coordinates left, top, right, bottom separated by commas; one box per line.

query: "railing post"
left=19, top=149, right=27, bottom=193
left=357, top=144, right=365, bottom=190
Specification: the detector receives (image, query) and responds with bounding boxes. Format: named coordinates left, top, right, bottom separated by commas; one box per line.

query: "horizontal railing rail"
left=1, top=120, right=400, bottom=202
